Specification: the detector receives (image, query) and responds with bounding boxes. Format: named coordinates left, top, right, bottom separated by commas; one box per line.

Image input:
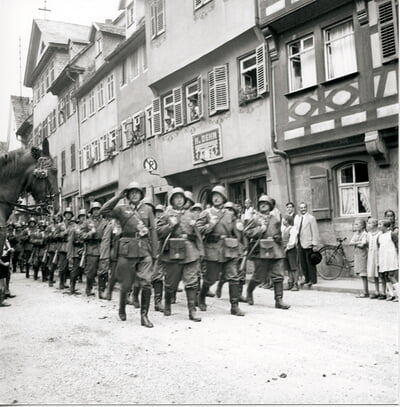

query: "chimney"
left=105, top=19, right=112, bottom=24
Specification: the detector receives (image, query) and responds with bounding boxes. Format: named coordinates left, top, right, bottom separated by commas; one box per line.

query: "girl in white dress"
left=367, top=218, right=382, bottom=299
left=349, top=219, right=368, bottom=298
left=378, top=219, right=399, bottom=301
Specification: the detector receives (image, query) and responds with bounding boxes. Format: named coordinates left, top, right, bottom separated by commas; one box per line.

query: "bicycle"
left=317, top=237, right=354, bottom=280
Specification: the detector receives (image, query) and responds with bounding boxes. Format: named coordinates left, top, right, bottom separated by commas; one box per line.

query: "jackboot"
left=86, top=278, right=94, bottom=296
left=132, top=285, right=140, bottom=308
left=171, top=290, right=177, bottom=304
left=246, top=280, right=258, bottom=305
left=274, top=281, right=290, bottom=310
left=41, top=266, right=48, bottom=282
left=33, top=266, right=39, bottom=280
left=216, top=280, right=224, bottom=298
left=140, top=288, right=154, bottom=328
left=198, top=284, right=209, bottom=311
left=98, top=274, right=108, bottom=300
left=238, top=281, right=247, bottom=302
left=69, top=276, right=77, bottom=295
left=229, top=283, right=245, bottom=316
left=164, top=290, right=172, bottom=316
left=48, top=268, right=55, bottom=287
left=25, top=265, right=30, bottom=279
left=119, top=290, right=127, bottom=321
left=186, top=288, right=201, bottom=322
left=153, top=280, right=164, bottom=312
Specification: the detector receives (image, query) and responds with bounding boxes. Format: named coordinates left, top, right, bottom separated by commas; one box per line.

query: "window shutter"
left=156, top=0, right=165, bottom=34
left=208, top=70, right=216, bottom=115
left=214, top=65, right=229, bottom=112
left=71, top=144, right=76, bottom=171
left=256, top=43, right=268, bottom=95
left=116, top=128, right=123, bottom=151
left=152, top=97, right=162, bottom=135
left=173, top=87, right=184, bottom=127
left=79, top=150, right=82, bottom=170
left=150, top=3, right=156, bottom=38
left=197, top=75, right=203, bottom=118
left=310, top=166, right=331, bottom=220
left=377, top=0, right=398, bottom=62
left=139, top=112, right=146, bottom=138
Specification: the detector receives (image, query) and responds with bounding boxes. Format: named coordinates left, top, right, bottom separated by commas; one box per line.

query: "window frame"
left=185, top=77, right=203, bottom=124
left=89, top=90, right=96, bottom=116
left=96, top=36, right=103, bottom=56
left=127, top=1, right=135, bottom=27
left=97, top=82, right=105, bottom=109
left=107, top=74, right=115, bottom=102
left=150, top=0, right=165, bottom=39
left=61, top=150, right=66, bottom=176
left=162, top=92, right=175, bottom=133
left=81, top=97, right=87, bottom=122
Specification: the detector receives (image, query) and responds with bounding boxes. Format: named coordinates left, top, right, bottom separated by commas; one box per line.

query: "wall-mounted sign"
left=192, top=128, right=222, bottom=165
left=143, top=157, right=158, bottom=172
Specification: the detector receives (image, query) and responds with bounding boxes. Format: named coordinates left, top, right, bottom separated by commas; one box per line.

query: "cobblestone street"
left=1, top=273, right=398, bottom=405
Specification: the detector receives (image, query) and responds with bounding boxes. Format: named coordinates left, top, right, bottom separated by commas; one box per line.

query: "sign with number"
left=143, top=157, right=158, bottom=172
left=192, top=128, right=222, bottom=165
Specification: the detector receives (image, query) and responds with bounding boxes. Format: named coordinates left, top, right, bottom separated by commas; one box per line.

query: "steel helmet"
left=155, top=204, right=165, bottom=212
left=78, top=209, right=87, bottom=217
left=224, top=201, right=237, bottom=215
left=184, top=191, right=195, bottom=204
left=169, top=187, right=186, bottom=206
left=191, top=203, right=203, bottom=211
left=258, top=195, right=274, bottom=208
left=89, top=201, right=102, bottom=213
left=38, top=220, right=46, bottom=227
left=211, top=185, right=228, bottom=202
left=142, top=197, right=155, bottom=210
left=63, top=207, right=74, bottom=216
left=124, top=181, right=144, bottom=199
left=28, top=217, right=37, bottom=225
left=15, top=222, right=22, bottom=229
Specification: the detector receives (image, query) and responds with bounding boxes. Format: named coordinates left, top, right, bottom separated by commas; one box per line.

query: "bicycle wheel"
left=317, top=246, right=345, bottom=280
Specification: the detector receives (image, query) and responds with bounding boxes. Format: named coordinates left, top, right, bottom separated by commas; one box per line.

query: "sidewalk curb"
left=307, top=286, right=360, bottom=295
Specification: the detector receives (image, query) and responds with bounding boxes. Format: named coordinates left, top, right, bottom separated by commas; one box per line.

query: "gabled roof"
left=90, top=22, right=125, bottom=41
left=10, top=96, right=31, bottom=130
left=24, top=19, right=91, bottom=87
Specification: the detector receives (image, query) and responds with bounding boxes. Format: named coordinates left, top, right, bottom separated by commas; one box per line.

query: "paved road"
left=0, top=273, right=398, bottom=404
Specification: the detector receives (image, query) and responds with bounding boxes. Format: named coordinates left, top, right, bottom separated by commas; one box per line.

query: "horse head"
left=26, top=139, right=59, bottom=214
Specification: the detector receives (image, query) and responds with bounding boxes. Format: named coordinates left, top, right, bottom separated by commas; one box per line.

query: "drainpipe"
left=75, top=91, right=83, bottom=208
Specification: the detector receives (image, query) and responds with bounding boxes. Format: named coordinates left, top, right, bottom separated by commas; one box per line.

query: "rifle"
left=52, top=249, right=59, bottom=265
left=79, top=244, right=87, bottom=269
left=41, top=247, right=48, bottom=264
left=28, top=248, right=35, bottom=265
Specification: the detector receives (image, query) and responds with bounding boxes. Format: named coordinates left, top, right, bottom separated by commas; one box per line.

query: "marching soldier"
left=195, top=185, right=245, bottom=316
left=152, top=204, right=166, bottom=312
left=31, top=220, right=47, bottom=280
left=157, top=188, right=204, bottom=321
left=81, top=202, right=108, bottom=297
left=13, top=223, right=24, bottom=274
left=100, top=182, right=158, bottom=327
left=46, top=215, right=61, bottom=287
left=98, top=214, right=113, bottom=300
left=184, top=191, right=195, bottom=210
left=104, top=218, right=121, bottom=301
left=21, top=218, right=37, bottom=278
left=68, top=209, right=86, bottom=295
left=244, top=195, right=290, bottom=310
left=6, top=224, right=17, bottom=273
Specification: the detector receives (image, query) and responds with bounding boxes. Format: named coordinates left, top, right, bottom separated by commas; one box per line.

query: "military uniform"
left=104, top=218, right=121, bottom=300
left=157, top=188, right=204, bottom=321
left=195, top=185, right=245, bottom=316
left=97, top=218, right=112, bottom=299
left=244, top=195, right=290, bottom=309
left=46, top=221, right=59, bottom=286
left=14, top=225, right=25, bottom=273
left=68, top=216, right=85, bottom=294
left=6, top=225, right=17, bottom=273
left=21, top=220, right=36, bottom=278
left=30, top=223, right=46, bottom=280
left=100, top=182, right=158, bottom=327
left=54, top=217, right=73, bottom=290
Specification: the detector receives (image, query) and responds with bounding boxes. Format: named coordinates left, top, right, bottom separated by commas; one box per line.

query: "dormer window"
left=127, top=1, right=135, bottom=27
left=96, top=37, right=103, bottom=56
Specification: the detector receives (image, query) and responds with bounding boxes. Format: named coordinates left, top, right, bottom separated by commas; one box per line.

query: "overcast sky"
left=0, top=0, right=121, bottom=143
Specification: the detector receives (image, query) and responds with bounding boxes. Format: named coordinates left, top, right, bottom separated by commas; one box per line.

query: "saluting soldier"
left=244, top=195, right=290, bottom=310
left=100, top=182, right=158, bottom=327
left=46, top=215, right=61, bottom=287
left=22, top=218, right=37, bottom=278
left=13, top=223, right=24, bottom=274
left=31, top=220, right=47, bottom=280
left=195, top=185, right=245, bottom=316
left=68, top=209, right=86, bottom=295
left=97, top=214, right=113, bottom=299
left=80, top=202, right=108, bottom=297
left=157, top=188, right=204, bottom=322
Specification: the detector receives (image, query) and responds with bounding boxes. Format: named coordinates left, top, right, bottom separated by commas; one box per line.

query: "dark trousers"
left=85, top=255, right=99, bottom=294
left=297, top=246, right=317, bottom=284
left=12, top=251, right=20, bottom=273
left=57, top=252, right=68, bottom=287
left=164, top=261, right=199, bottom=293
left=70, top=258, right=81, bottom=286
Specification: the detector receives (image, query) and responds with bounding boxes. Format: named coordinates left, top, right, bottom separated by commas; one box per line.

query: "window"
left=288, top=35, right=316, bottom=91
left=130, top=49, right=140, bottom=79
left=50, top=60, right=55, bottom=83
left=96, top=37, right=103, bottom=56
left=40, top=78, right=45, bottom=98
left=71, top=144, right=76, bottom=171
left=150, top=0, right=165, bottom=39
left=163, top=92, right=175, bottom=132
left=194, top=0, right=213, bottom=10
left=145, top=106, right=153, bottom=138
left=81, top=97, right=87, bottom=121
left=89, top=90, right=95, bottom=115
left=58, top=98, right=66, bottom=125
left=109, top=129, right=117, bottom=153
left=121, top=119, right=132, bottom=148
left=185, top=77, right=203, bottom=123
left=42, top=119, right=48, bottom=139
left=91, top=140, right=100, bottom=163
left=324, top=20, right=357, bottom=80
left=97, top=82, right=105, bottom=108
left=83, top=145, right=91, bottom=169
left=100, top=133, right=110, bottom=160
left=377, top=0, right=398, bottom=63
left=127, top=1, right=135, bottom=27
left=239, top=44, right=267, bottom=104
left=208, top=64, right=229, bottom=116
left=61, top=150, right=66, bottom=176
left=337, top=163, right=370, bottom=217
left=107, top=74, right=115, bottom=101
left=121, top=59, right=128, bottom=86
left=142, top=45, right=148, bottom=71
left=68, top=91, right=75, bottom=116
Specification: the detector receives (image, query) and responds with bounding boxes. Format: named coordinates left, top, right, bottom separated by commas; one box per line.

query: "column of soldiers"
left=5, top=183, right=291, bottom=328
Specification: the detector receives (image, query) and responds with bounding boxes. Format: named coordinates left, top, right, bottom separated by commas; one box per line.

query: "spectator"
left=242, top=199, right=255, bottom=223
left=0, top=239, right=13, bottom=307
left=366, top=218, right=383, bottom=299
left=294, top=202, right=320, bottom=288
left=282, top=215, right=299, bottom=291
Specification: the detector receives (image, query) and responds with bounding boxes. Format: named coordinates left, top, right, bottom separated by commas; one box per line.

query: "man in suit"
left=294, top=202, right=320, bottom=288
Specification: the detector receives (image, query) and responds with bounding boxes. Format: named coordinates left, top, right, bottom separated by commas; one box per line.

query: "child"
left=378, top=219, right=399, bottom=301
left=349, top=219, right=368, bottom=298
left=366, top=218, right=382, bottom=299
left=282, top=215, right=299, bottom=291
left=0, top=239, right=12, bottom=307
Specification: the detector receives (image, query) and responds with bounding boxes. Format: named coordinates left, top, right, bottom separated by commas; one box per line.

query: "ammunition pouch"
left=223, top=237, right=240, bottom=259
left=118, top=237, right=140, bottom=258
left=168, top=238, right=186, bottom=260
left=259, top=238, right=284, bottom=259
left=207, top=234, right=220, bottom=244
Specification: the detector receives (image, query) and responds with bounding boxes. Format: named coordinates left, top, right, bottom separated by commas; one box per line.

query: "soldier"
left=183, top=191, right=195, bottom=210
left=97, top=214, right=113, bottom=300
left=157, top=188, right=204, bottom=321
left=244, top=195, right=290, bottom=310
left=21, top=218, right=37, bottom=278
left=46, top=215, right=61, bottom=287
left=68, top=209, right=86, bottom=295
left=81, top=202, right=108, bottom=297
left=31, top=220, right=47, bottom=280
left=13, top=223, right=24, bottom=274
left=6, top=224, right=17, bottom=273
left=54, top=208, right=74, bottom=290
left=100, top=182, right=158, bottom=327
left=104, top=218, right=121, bottom=301
left=195, top=185, right=245, bottom=316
